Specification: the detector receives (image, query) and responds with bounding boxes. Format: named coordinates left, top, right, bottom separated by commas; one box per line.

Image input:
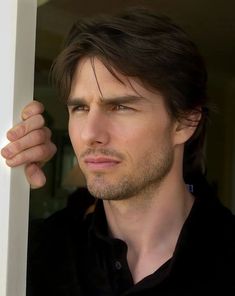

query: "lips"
left=83, top=157, right=121, bottom=170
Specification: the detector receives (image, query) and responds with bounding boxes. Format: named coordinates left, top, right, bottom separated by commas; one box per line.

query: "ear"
left=173, top=109, right=202, bottom=145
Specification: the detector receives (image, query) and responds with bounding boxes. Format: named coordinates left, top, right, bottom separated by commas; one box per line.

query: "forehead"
left=69, top=57, right=164, bottom=103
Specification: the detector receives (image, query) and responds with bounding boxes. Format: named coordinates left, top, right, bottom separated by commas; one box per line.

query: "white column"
left=0, top=1, right=37, bottom=295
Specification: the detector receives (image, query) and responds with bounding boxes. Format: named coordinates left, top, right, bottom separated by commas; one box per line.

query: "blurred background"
left=31, top=0, right=235, bottom=218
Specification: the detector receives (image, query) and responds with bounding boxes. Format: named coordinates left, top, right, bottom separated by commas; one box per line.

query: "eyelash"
left=112, top=105, right=131, bottom=111
left=70, top=104, right=133, bottom=113
left=71, top=105, right=89, bottom=112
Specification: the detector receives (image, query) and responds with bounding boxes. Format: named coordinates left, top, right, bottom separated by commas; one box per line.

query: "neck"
left=103, top=171, right=194, bottom=283
left=104, top=179, right=194, bottom=252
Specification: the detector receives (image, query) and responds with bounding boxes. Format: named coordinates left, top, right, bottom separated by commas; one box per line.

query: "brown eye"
left=113, top=105, right=131, bottom=111
left=72, top=105, right=89, bottom=112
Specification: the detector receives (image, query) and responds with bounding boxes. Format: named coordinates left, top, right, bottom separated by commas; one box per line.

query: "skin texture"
left=1, top=100, right=57, bottom=188
left=68, top=57, right=199, bottom=283
left=68, top=58, right=176, bottom=201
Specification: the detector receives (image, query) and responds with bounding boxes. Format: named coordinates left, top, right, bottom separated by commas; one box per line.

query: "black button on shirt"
left=27, top=192, right=235, bottom=296
left=115, top=260, right=122, bottom=270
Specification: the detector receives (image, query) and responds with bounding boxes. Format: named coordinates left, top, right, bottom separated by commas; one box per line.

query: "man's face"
left=68, top=57, right=178, bottom=200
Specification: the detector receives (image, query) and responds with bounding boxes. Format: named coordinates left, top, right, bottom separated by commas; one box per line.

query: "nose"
left=80, top=109, right=110, bottom=147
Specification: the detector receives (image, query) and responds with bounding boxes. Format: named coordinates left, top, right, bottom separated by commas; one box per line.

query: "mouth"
left=83, top=157, right=121, bottom=171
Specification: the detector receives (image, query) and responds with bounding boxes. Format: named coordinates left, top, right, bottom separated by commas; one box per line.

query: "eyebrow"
left=66, top=95, right=145, bottom=107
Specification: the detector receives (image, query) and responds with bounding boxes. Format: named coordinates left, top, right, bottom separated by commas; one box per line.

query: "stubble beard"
left=85, top=144, right=174, bottom=201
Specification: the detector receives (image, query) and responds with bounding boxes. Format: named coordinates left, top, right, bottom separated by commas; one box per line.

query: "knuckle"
left=32, top=129, right=47, bottom=143
left=52, top=143, right=57, bottom=154
left=37, top=145, right=48, bottom=159
left=30, top=114, right=45, bottom=129
left=15, top=152, right=26, bottom=164
left=37, top=114, right=45, bottom=127
left=49, top=143, right=57, bottom=157
left=18, top=124, right=27, bottom=136
left=22, top=101, right=45, bottom=120
left=41, top=142, right=56, bottom=160
left=44, top=127, right=52, bottom=139
left=35, top=101, right=45, bottom=113
left=12, top=141, right=22, bottom=153
left=29, top=100, right=44, bottom=114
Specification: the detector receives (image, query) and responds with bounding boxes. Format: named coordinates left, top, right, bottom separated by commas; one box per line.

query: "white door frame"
left=0, top=0, right=37, bottom=295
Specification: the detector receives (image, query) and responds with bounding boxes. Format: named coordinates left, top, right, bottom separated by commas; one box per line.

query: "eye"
left=112, top=104, right=132, bottom=111
left=70, top=105, right=89, bottom=113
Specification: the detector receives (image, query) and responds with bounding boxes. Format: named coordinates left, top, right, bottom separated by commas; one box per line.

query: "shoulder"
left=28, top=188, right=96, bottom=269
left=173, top=195, right=235, bottom=291
left=27, top=189, right=96, bottom=295
left=29, top=189, right=96, bottom=247
left=200, top=195, right=235, bottom=232
left=30, top=187, right=95, bottom=233
left=193, top=194, right=235, bottom=237
left=191, top=195, right=235, bottom=266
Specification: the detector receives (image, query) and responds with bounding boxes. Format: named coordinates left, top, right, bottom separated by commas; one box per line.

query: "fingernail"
left=1, top=147, right=13, bottom=158
left=7, top=130, right=18, bottom=140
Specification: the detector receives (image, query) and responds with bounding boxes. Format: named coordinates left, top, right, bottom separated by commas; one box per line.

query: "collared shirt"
left=27, top=191, right=235, bottom=296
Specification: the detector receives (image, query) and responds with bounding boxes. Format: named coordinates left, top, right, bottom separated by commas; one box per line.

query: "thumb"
left=25, top=163, right=46, bottom=189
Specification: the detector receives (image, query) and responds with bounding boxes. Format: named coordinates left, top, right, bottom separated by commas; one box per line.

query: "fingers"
left=6, top=114, right=45, bottom=141
left=2, top=127, right=51, bottom=159
left=4, top=142, right=57, bottom=167
left=1, top=100, right=57, bottom=189
left=24, top=163, right=46, bottom=189
left=21, top=100, right=44, bottom=120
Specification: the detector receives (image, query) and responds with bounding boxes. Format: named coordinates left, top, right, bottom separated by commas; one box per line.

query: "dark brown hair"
left=51, top=7, right=209, bottom=178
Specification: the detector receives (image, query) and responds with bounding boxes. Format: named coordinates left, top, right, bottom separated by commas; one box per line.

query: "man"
left=2, top=7, right=235, bottom=295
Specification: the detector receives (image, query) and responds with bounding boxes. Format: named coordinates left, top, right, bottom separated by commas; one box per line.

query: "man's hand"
left=1, top=101, right=57, bottom=188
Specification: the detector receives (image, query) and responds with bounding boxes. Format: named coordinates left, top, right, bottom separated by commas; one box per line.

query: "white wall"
left=0, top=1, right=37, bottom=295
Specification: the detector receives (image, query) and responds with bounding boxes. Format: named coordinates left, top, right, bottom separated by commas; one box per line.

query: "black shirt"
left=27, top=191, right=235, bottom=296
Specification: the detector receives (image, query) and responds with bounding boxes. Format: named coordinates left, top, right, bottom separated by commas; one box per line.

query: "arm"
left=1, top=100, right=57, bottom=188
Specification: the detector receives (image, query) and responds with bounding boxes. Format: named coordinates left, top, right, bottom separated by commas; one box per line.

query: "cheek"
left=116, top=125, right=154, bottom=157
left=119, top=121, right=156, bottom=144
left=124, top=123, right=173, bottom=155
left=115, top=125, right=143, bottom=145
